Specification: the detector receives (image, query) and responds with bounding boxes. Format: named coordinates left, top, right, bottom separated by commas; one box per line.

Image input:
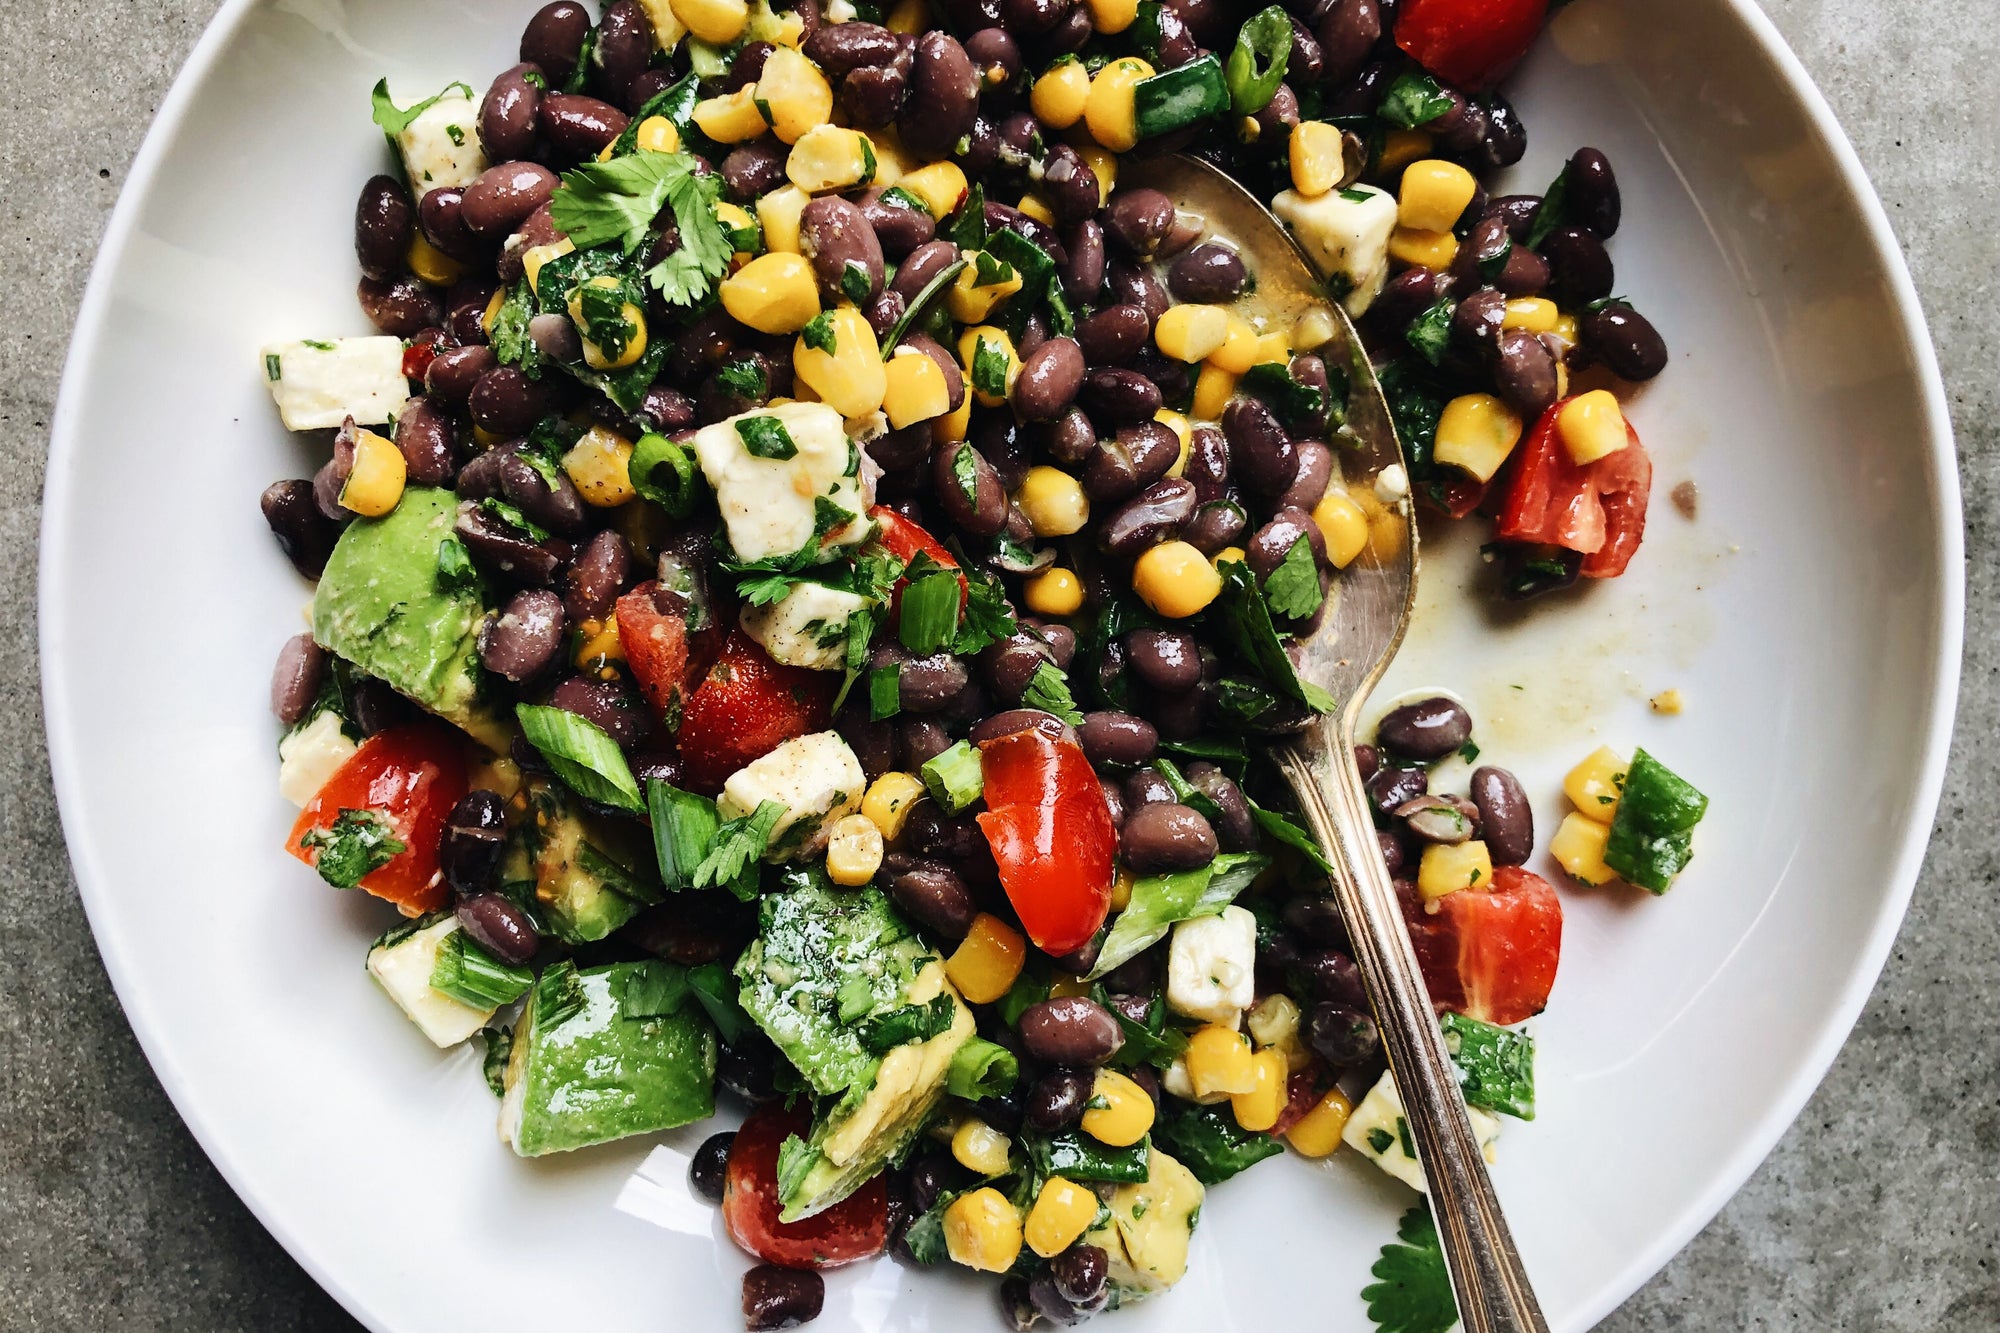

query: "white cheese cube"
left=277, top=710, right=358, bottom=806
left=717, top=730, right=866, bottom=860
left=395, top=87, right=486, bottom=194
left=690, top=402, right=874, bottom=564
left=739, top=581, right=873, bottom=671
left=260, top=336, right=411, bottom=431
left=1272, top=183, right=1399, bottom=318
left=366, top=916, right=498, bottom=1048
left=1341, top=1068, right=1500, bottom=1193
left=633, top=0, right=689, bottom=50
left=1165, top=906, right=1257, bottom=1026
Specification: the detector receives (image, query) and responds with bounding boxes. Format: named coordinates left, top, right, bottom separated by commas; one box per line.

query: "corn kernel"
left=339, top=428, right=406, bottom=517
left=1285, top=1087, right=1354, bottom=1157
left=1502, top=296, right=1560, bottom=333
left=825, top=813, right=885, bottom=886
left=1565, top=745, right=1628, bottom=822
left=1418, top=839, right=1494, bottom=902
left=520, top=238, right=575, bottom=293
left=747, top=0, right=807, bottom=45
left=1231, top=1048, right=1289, bottom=1132
left=1156, top=409, right=1193, bottom=476
left=721, top=252, right=820, bottom=333
left=1075, top=144, right=1116, bottom=203
left=1132, top=541, right=1223, bottom=618
left=1398, top=159, right=1478, bottom=232
left=632, top=114, right=681, bottom=154
left=1253, top=330, right=1291, bottom=365
left=1080, top=1068, right=1155, bottom=1146
left=1154, top=304, right=1231, bottom=363
left=1185, top=1024, right=1257, bottom=1098
left=1550, top=312, right=1581, bottom=349
left=670, top=0, right=748, bottom=43
left=952, top=1118, right=1014, bottom=1176
left=692, top=87, right=768, bottom=143
left=1246, top=993, right=1301, bottom=1051
left=786, top=124, right=877, bottom=194
left=574, top=616, right=625, bottom=670
left=933, top=390, right=972, bottom=444
left=1109, top=866, right=1135, bottom=911
left=883, top=346, right=952, bottom=427
left=1015, top=194, right=1057, bottom=227
left=1210, top=545, right=1246, bottom=569
left=885, top=0, right=928, bottom=31
left=1288, top=120, right=1345, bottom=198
left=480, top=286, right=507, bottom=334
left=1652, top=688, right=1685, bottom=715
left=957, top=325, right=1021, bottom=408
left=562, top=425, right=638, bottom=507
left=943, top=1187, right=1024, bottom=1273
left=1433, top=393, right=1524, bottom=484
left=1032, top=60, right=1092, bottom=128
left=1016, top=466, right=1089, bottom=537
left=1023, top=566, right=1085, bottom=617
left=947, top=913, right=1027, bottom=1004
left=755, top=184, right=812, bottom=255
left=948, top=254, right=1026, bottom=323
left=897, top=161, right=969, bottom=220
left=1301, top=492, right=1364, bottom=570
left=1206, top=314, right=1261, bottom=375
left=1377, top=128, right=1433, bottom=175
left=404, top=231, right=463, bottom=286
left=1084, top=57, right=1153, bottom=153
left=862, top=772, right=926, bottom=841
left=567, top=277, right=650, bottom=370
left=795, top=305, right=887, bottom=418
left=1025, top=1177, right=1098, bottom=1258
left=1292, top=306, right=1338, bottom=352
left=1084, top=0, right=1140, bottom=33
left=1557, top=389, right=1631, bottom=465
left=754, top=47, right=834, bottom=145
left=1387, top=226, right=1459, bottom=270
left=1551, top=811, right=1617, bottom=885
left=1190, top=363, right=1237, bottom=421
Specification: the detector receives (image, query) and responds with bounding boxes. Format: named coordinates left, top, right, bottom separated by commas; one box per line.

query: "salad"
left=256, top=0, right=1707, bottom=1327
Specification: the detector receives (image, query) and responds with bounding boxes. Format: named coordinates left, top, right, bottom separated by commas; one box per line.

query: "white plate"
left=41, top=0, right=1960, bottom=1328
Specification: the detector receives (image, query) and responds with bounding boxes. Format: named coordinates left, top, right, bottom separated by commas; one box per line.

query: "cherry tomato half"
left=1395, top=0, right=1549, bottom=91
left=722, top=1103, right=889, bottom=1269
left=1495, top=399, right=1652, bottom=579
left=288, top=721, right=468, bottom=914
left=1399, top=865, right=1562, bottom=1027
left=975, top=729, right=1115, bottom=957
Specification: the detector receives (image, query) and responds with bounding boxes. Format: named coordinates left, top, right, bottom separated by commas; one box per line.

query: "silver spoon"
left=1124, top=154, right=1550, bottom=1333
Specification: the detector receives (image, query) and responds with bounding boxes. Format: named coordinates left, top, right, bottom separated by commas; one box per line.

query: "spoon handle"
left=1275, top=734, right=1549, bottom=1333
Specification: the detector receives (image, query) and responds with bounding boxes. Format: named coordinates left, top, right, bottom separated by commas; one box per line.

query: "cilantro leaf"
left=738, top=414, right=799, bottom=460
left=802, top=312, right=838, bottom=354
left=1021, top=661, right=1084, bottom=726
left=716, top=357, right=769, bottom=400
left=952, top=561, right=1018, bottom=655
left=299, top=809, right=405, bottom=889
left=840, top=261, right=873, bottom=305
left=971, top=336, right=1011, bottom=399
left=693, top=799, right=787, bottom=900
left=736, top=569, right=810, bottom=606
left=1376, top=71, right=1454, bottom=130
left=369, top=78, right=472, bottom=141
left=654, top=166, right=734, bottom=305
left=550, top=151, right=686, bottom=253
left=1404, top=298, right=1455, bottom=368
left=1263, top=535, right=1324, bottom=619
left=1362, top=1204, right=1458, bottom=1333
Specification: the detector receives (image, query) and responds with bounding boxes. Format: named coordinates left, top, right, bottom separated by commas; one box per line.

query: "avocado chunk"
left=311, top=486, right=504, bottom=747
left=500, top=776, right=663, bottom=945
left=499, top=960, right=717, bottom=1157
left=1083, top=1146, right=1206, bottom=1306
left=735, top=873, right=973, bottom=1219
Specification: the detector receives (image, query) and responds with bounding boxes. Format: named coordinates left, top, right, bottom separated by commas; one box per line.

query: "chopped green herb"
left=952, top=560, right=1018, bottom=655
left=264, top=353, right=281, bottom=381
left=1208, top=560, right=1337, bottom=714
left=972, top=249, right=1016, bottom=287
left=802, top=311, right=838, bottom=354
left=1021, top=661, right=1084, bottom=726
left=1339, top=186, right=1376, bottom=204
left=1153, top=1100, right=1285, bottom=1184
left=715, top=358, right=769, bottom=400
left=970, top=335, right=1010, bottom=400
left=434, top=535, right=478, bottom=595
left=1376, top=71, right=1454, bottom=129
left=1224, top=7, right=1291, bottom=115
left=839, top=260, right=873, bottom=305
left=368, top=78, right=473, bottom=141
left=1240, top=361, right=1327, bottom=432
left=737, top=414, right=799, bottom=460
left=693, top=799, right=787, bottom=900
left=856, top=993, right=956, bottom=1052
left=515, top=703, right=646, bottom=813
left=298, top=808, right=405, bottom=888
left=1404, top=298, right=1456, bottom=367
left=618, top=958, right=692, bottom=1019
left=1262, top=535, right=1325, bottom=619
left=1441, top=1012, right=1535, bottom=1120
left=1366, top=1127, right=1395, bottom=1155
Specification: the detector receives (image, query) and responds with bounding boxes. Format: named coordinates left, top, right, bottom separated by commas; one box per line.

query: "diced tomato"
left=723, top=1103, right=888, bottom=1269
left=1420, top=469, right=1488, bottom=519
left=676, top=628, right=836, bottom=795
left=1399, top=866, right=1562, bottom=1027
left=1394, top=0, right=1549, bottom=91
left=400, top=338, right=440, bottom=383
left=1495, top=400, right=1653, bottom=579
left=869, top=505, right=967, bottom=616
left=974, top=730, right=1115, bottom=957
left=614, top=582, right=692, bottom=722
left=288, top=722, right=468, bottom=914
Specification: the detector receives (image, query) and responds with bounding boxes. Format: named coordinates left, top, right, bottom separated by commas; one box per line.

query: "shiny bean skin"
left=1120, top=801, right=1218, bottom=873
left=496, top=202, right=564, bottom=282
left=1025, top=1068, right=1093, bottom=1132
left=1494, top=330, right=1558, bottom=417
left=474, top=368, right=559, bottom=437
left=1579, top=302, right=1669, bottom=381
left=455, top=501, right=562, bottom=584
left=1427, top=88, right=1487, bottom=156
left=425, top=343, right=496, bottom=404
left=1221, top=397, right=1296, bottom=498
left=1305, top=1001, right=1379, bottom=1067
left=1006, top=337, right=1081, bottom=422
left=889, top=863, right=977, bottom=940
left=1018, top=997, right=1124, bottom=1066
left=591, top=1, right=656, bottom=105
left=1123, top=768, right=1174, bottom=809
left=541, top=93, right=630, bottom=159
left=313, top=455, right=352, bottom=523
left=1539, top=225, right=1615, bottom=305
left=357, top=276, right=442, bottom=337
left=1478, top=93, right=1528, bottom=169
left=839, top=711, right=900, bottom=781
left=898, top=32, right=979, bottom=157
left=1060, top=219, right=1105, bottom=304
left=521, top=2, right=591, bottom=83
left=1323, top=57, right=1388, bottom=119
left=858, top=188, right=935, bottom=258
left=1025, top=619, right=1076, bottom=669
left=1038, top=143, right=1100, bottom=227
left=1282, top=894, right=1348, bottom=950
left=1183, top=499, right=1247, bottom=556
left=1484, top=193, right=1542, bottom=242
left=1103, top=188, right=1175, bottom=259
left=1166, top=243, right=1249, bottom=304
left=1365, top=761, right=1428, bottom=819
left=898, top=651, right=971, bottom=712
left=417, top=186, right=483, bottom=263
left=1247, top=506, right=1326, bottom=577
left=549, top=674, right=653, bottom=751
left=479, top=63, right=543, bottom=162
left=480, top=588, right=567, bottom=681
left=1278, top=439, right=1333, bottom=512
left=743, top=1266, right=824, bottom=1333
left=1147, top=0, right=1198, bottom=67
left=354, top=175, right=414, bottom=282
left=440, top=790, right=510, bottom=895
left=979, top=629, right=1055, bottom=702
left=461, top=161, right=560, bottom=238
left=1316, top=0, right=1380, bottom=84
left=1451, top=287, right=1508, bottom=358
left=1099, top=777, right=1127, bottom=830
left=1098, top=477, right=1196, bottom=557
left=1369, top=265, right=1440, bottom=337
left=457, top=892, right=540, bottom=966
left=1075, top=304, right=1149, bottom=366
left=393, top=397, right=457, bottom=486
left=270, top=633, right=325, bottom=724
left=1377, top=828, right=1405, bottom=878
left=1040, top=407, right=1096, bottom=466
left=1397, top=795, right=1474, bottom=844
left=1376, top=695, right=1473, bottom=760
left=969, top=708, right=1075, bottom=746
left=1122, top=628, right=1198, bottom=695
left=932, top=440, right=1008, bottom=537
left=261, top=480, right=342, bottom=578
left=864, top=289, right=906, bottom=339
left=1178, top=421, right=1227, bottom=501
left=722, top=139, right=789, bottom=202
left=1077, top=711, right=1159, bottom=769
left=799, top=196, right=885, bottom=304
left=805, top=20, right=901, bottom=73
left=1450, top=214, right=1510, bottom=290
left=1079, top=369, right=1162, bottom=427
left=1186, top=764, right=1256, bottom=851
left=842, top=48, right=911, bottom=129
left=1471, top=765, right=1535, bottom=865
left=1104, top=260, right=1168, bottom=325
left=529, top=310, right=583, bottom=362
left=565, top=529, right=631, bottom=623
left=891, top=239, right=961, bottom=303
left=1297, top=950, right=1366, bottom=1009
left=687, top=1130, right=734, bottom=1202
left=1566, top=146, right=1621, bottom=238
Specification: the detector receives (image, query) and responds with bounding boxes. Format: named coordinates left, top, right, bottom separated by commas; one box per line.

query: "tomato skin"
left=676, top=628, right=836, bottom=795
left=723, top=1104, right=888, bottom=1269
left=974, top=730, right=1115, bottom=956
left=1399, top=866, right=1562, bottom=1027
left=288, top=722, right=468, bottom=914
left=400, top=339, right=439, bottom=382
left=1495, top=400, right=1652, bottom=579
left=614, top=582, right=692, bottom=722
left=1394, top=0, right=1549, bottom=90
left=869, top=506, right=967, bottom=619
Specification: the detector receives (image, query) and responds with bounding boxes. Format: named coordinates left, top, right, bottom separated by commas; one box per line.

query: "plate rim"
left=37, top=1, right=1966, bottom=1329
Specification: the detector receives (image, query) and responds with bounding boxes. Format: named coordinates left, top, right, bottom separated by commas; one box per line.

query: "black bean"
left=541, top=92, right=630, bottom=160
left=899, top=31, right=979, bottom=156
left=1182, top=499, right=1246, bottom=556
left=1428, top=87, right=1488, bottom=156
left=1580, top=302, right=1669, bottom=381
left=1074, top=432, right=1135, bottom=503
left=1249, top=508, right=1325, bottom=577
left=1102, top=188, right=1176, bottom=259
left=1369, top=265, right=1440, bottom=338
left=805, top=20, right=901, bottom=73
left=1450, top=214, right=1511, bottom=291
left=1566, top=146, right=1621, bottom=237
left=1221, top=397, right=1296, bottom=497
left=479, top=63, right=543, bottom=162
left=1295, top=948, right=1366, bottom=1008
left=1451, top=286, right=1508, bottom=358
left=744, top=1265, right=823, bottom=1331
left=416, top=186, right=482, bottom=264
left=480, top=588, right=566, bottom=682
left=857, top=188, right=934, bottom=259
left=455, top=892, right=538, bottom=967
left=1396, top=795, right=1475, bottom=844
left=1476, top=91, right=1527, bottom=169
left=979, top=629, right=1055, bottom=702
left=591, top=1, right=656, bottom=105
left=439, top=790, right=509, bottom=896
left=799, top=195, right=885, bottom=304
left=889, top=863, right=977, bottom=939
left=356, top=276, right=441, bottom=337
left=1365, top=762, right=1428, bottom=818
left=688, top=1131, right=735, bottom=1203
left=891, top=238, right=962, bottom=302
left=1278, top=439, right=1334, bottom=513
left=1280, top=894, right=1347, bottom=949
left=932, top=439, right=1007, bottom=537
left=1011, top=336, right=1084, bottom=422
left=1050, top=1243, right=1109, bottom=1308
left=1121, top=628, right=1197, bottom=695
left=1305, top=1001, right=1380, bottom=1067
left=899, top=651, right=970, bottom=712
left=455, top=501, right=561, bottom=584
left=1494, top=330, right=1558, bottom=417
left=523, top=311, right=579, bottom=363
left=721, top=139, right=788, bottom=202
left=842, top=38, right=914, bottom=126
left=467, top=367, right=548, bottom=436
left=521, top=2, right=591, bottom=83
left=899, top=718, right=953, bottom=769
left=388, top=397, right=452, bottom=487
left=1072, top=306, right=1144, bottom=368
left=1120, top=801, right=1217, bottom=872
left=1038, top=143, right=1100, bottom=227
left=970, top=708, right=1075, bottom=745
left=1024, top=1067, right=1093, bottom=1133
left=564, top=529, right=631, bottom=624
left=353, top=175, right=414, bottom=283
left=1099, top=477, right=1196, bottom=557
left=269, top=633, right=325, bottom=725
left=1495, top=242, right=1550, bottom=297
left=422, top=343, right=492, bottom=405
left=498, top=453, right=588, bottom=535
left=1166, top=243, right=1249, bottom=304
left=1077, top=711, right=1159, bottom=769
left=1315, top=0, right=1379, bottom=84
left=1375, top=828, right=1406, bottom=878
left=1104, top=261, right=1168, bottom=328
left=260, top=480, right=341, bottom=578
left=314, top=427, right=356, bottom=521
left=1017, top=997, right=1123, bottom=1066
left=1482, top=194, right=1539, bottom=244
left=1060, top=218, right=1105, bottom=304
left=1376, top=695, right=1472, bottom=760
left=1078, top=369, right=1162, bottom=428
left=1540, top=225, right=1614, bottom=305
left=461, top=161, right=560, bottom=238
left=1148, top=0, right=1198, bottom=67
left=1470, top=766, right=1534, bottom=866
left=549, top=674, right=652, bottom=750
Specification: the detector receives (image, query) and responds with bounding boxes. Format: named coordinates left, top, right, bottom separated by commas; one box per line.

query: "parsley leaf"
left=802, top=312, right=838, bottom=354
left=952, top=561, right=1018, bottom=655
left=693, top=799, right=787, bottom=900
left=1021, top=661, right=1084, bottom=726
left=972, top=250, right=1016, bottom=287
left=547, top=151, right=733, bottom=308
left=299, top=809, right=405, bottom=889
left=715, top=357, right=769, bottom=400
left=369, top=78, right=472, bottom=141
left=1404, top=298, right=1455, bottom=368
left=1363, top=1204, right=1458, bottom=1333
left=1208, top=559, right=1336, bottom=714
left=738, top=414, right=799, bottom=460
left=1263, top=535, right=1324, bottom=619
left=434, top=536, right=479, bottom=594
left=1376, top=71, right=1454, bottom=130
left=971, top=336, right=1011, bottom=399
left=735, top=568, right=810, bottom=606
left=840, top=261, right=873, bottom=305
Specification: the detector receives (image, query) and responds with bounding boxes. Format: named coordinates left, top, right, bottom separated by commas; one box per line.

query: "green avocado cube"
left=500, top=776, right=663, bottom=945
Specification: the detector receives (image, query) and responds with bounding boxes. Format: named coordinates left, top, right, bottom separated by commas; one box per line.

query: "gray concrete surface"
left=0, top=1, right=1993, bottom=1328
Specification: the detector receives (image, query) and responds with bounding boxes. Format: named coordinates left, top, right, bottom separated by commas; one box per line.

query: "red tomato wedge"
left=723, top=1103, right=888, bottom=1269
left=288, top=722, right=468, bottom=914
left=1399, top=867, right=1562, bottom=1027
left=975, top=730, right=1115, bottom=957
left=1395, top=0, right=1549, bottom=90
left=1495, top=400, right=1653, bottom=579
left=614, top=582, right=692, bottom=722
left=676, top=628, right=836, bottom=795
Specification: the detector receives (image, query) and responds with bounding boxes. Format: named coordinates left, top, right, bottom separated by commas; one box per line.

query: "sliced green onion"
left=1133, top=54, right=1228, bottom=141
left=1440, top=1012, right=1536, bottom=1120
left=1152, top=757, right=1222, bottom=820
left=947, top=1038, right=1021, bottom=1101
left=1224, top=7, right=1291, bottom=115
left=1021, top=661, right=1083, bottom=726
left=869, top=663, right=903, bottom=721
left=629, top=432, right=698, bottom=516
left=921, top=740, right=984, bottom=814
left=898, top=571, right=963, bottom=655
left=1603, top=748, right=1709, bottom=893
left=429, top=930, right=534, bottom=1010
left=516, top=704, right=645, bottom=812
left=879, top=257, right=969, bottom=358
left=647, top=780, right=719, bottom=891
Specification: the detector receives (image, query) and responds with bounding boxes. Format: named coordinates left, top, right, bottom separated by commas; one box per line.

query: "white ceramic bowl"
left=41, top=0, right=1960, bottom=1328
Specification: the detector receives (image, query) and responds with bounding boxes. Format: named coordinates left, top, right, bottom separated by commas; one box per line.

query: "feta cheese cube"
left=717, top=730, right=866, bottom=860
left=1272, top=183, right=1398, bottom=318
left=394, top=87, right=486, bottom=194
left=739, top=581, right=874, bottom=671
left=260, top=336, right=411, bottom=431
left=633, top=0, right=689, bottom=49
left=1341, top=1068, right=1501, bottom=1192
left=277, top=710, right=357, bottom=806
left=1165, top=905, right=1257, bottom=1026
left=690, top=402, right=874, bottom=564
left=366, top=916, right=498, bottom=1048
